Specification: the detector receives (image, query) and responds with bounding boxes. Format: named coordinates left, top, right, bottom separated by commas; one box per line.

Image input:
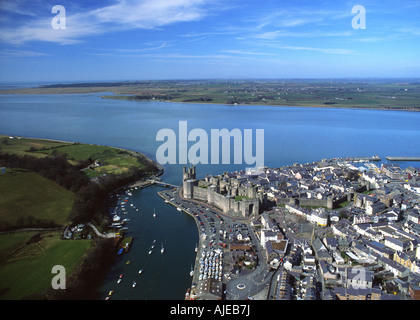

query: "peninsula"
left=1, top=79, right=420, bottom=111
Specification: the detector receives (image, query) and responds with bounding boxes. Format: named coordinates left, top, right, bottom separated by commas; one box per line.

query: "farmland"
left=1, top=79, right=419, bottom=110
left=0, top=135, right=161, bottom=299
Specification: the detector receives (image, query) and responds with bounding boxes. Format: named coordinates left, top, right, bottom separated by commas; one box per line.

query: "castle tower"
left=247, top=183, right=257, bottom=199
left=183, top=166, right=197, bottom=199
left=327, top=196, right=334, bottom=210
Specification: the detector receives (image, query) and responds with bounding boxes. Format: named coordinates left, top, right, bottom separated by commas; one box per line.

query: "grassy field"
left=0, top=135, right=156, bottom=299
left=0, top=135, right=72, bottom=158
left=34, top=143, right=121, bottom=162
left=81, top=80, right=420, bottom=110
left=1, top=79, right=418, bottom=110
left=0, top=231, right=92, bottom=299
left=1, top=135, right=145, bottom=175
left=0, top=168, right=74, bottom=229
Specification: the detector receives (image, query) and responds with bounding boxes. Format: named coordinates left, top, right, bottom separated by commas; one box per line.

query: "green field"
left=0, top=135, right=72, bottom=158
left=0, top=135, right=158, bottom=299
left=0, top=169, right=74, bottom=230
left=102, top=80, right=420, bottom=110
left=35, top=143, right=121, bottom=162
left=0, top=231, right=92, bottom=299
left=94, top=155, right=144, bottom=175
left=1, top=80, right=419, bottom=110
left=1, top=135, right=145, bottom=175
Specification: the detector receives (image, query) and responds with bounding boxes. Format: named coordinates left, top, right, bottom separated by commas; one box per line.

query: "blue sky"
left=0, top=0, right=419, bottom=82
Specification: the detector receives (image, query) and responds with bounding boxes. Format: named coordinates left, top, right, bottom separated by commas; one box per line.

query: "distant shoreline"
left=1, top=79, right=419, bottom=112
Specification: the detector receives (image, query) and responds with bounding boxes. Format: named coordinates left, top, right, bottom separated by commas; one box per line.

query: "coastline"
left=0, top=134, right=164, bottom=299
left=1, top=82, right=419, bottom=112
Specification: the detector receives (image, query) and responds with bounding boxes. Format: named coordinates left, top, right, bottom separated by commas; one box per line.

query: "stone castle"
left=182, top=166, right=266, bottom=218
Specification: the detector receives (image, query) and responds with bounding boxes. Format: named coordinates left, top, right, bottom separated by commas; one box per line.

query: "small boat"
left=117, top=248, right=123, bottom=255
left=138, top=269, right=143, bottom=274
left=117, top=278, right=122, bottom=284
left=161, top=243, right=165, bottom=254
left=190, top=265, right=194, bottom=277
left=177, top=208, right=182, bottom=212
left=153, top=208, right=157, bottom=218
left=195, top=243, right=198, bottom=252
left=149, top=249, right=153, bottom=255
left=132, top=281, right=136, bottom=288
left=108, top=290, right=114, bottom=296
left=126, top=260, right=131, bottom=265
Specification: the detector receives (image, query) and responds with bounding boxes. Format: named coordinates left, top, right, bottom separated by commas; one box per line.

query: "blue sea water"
left=0, top=92, right=420, bottom=299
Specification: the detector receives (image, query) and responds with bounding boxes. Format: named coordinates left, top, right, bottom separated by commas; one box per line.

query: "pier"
left=386, top=156, right=420, bottom=161
left=147, top=179, right=179, bottom=189
left=343, top=156, right=381, bottom=162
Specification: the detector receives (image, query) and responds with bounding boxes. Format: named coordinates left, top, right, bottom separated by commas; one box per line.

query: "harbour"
left=158, top=188, right=227, bottom=300
left=99, top=183, right=199, bottom=300
left=1, top=93, right=420, bottom=299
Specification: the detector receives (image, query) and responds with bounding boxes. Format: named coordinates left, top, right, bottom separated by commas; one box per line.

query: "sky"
left=0, top=0, right=419, bottom=82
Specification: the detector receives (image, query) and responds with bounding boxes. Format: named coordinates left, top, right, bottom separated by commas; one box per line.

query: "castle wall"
left=184, top=165, right=263, bottom=218
left=192, top=186, right=208, bottom=202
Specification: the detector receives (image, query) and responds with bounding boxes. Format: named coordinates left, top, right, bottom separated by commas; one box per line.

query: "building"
left=334, top=287, right=382, bottom=300
left=346, top=267, right=374, bottom=289
left=409, top=281, right=420, bottom=300
left=382, top=163, right=407, bottom=180
left=384, top=236, right=412, bottom=252
left=196, top=278, right=223, bottom=300
left=182, top=166, right=263, bottom=218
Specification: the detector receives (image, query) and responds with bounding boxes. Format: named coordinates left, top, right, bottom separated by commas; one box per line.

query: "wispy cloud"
left=0, top=49, right=47, bottom=58
left=254, top=30, right=353, bottom=40
left=279, top=46, right=355, bottom=55
left=220, top=50, right=275, bottom=56
left=0, top=0, right=214, bottom=45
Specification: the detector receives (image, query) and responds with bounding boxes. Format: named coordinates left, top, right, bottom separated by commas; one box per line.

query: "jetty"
left=87, top=223, right=117, bottom=238
left=386, top=156, right=420, bottom=161
left=343, top=156, right=381, bottom=162
left=147, top=179, right=179, bottom=189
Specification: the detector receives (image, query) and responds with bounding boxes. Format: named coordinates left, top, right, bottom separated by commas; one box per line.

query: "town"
left=159, top=156, right=420, bottom=300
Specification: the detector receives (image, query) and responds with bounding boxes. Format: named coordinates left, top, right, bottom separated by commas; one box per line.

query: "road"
left=159, top=187, right=276, bottom=300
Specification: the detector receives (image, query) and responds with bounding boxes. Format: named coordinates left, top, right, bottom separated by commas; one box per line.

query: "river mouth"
left=98, top=184, right=199, bottom=300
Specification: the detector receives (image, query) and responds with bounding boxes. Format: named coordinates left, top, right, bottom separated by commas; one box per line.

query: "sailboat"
left=161, top=242, right=165, bottom=254
left=153, top=208, right=157, bottom=218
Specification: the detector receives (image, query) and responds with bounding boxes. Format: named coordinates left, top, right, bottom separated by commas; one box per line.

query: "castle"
left=182, top=166, right=266, bottom=218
